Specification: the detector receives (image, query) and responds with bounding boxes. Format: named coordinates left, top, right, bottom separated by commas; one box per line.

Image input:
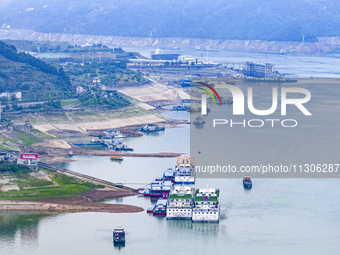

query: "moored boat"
left=243, top=175, right=252, bottom=189
left=166, top=186, right=194, bottom=220
left=192, top=188, right=220, bottom=223
left=147, top=206, right=154, bottom=214
left=150, top=181, right=173, bottom=197
left=163, top=168, right=175, bottom=182
left=153, top=199, right=167, bottom=216
left=139, top=124, right=165, bottom=132
left=174, top=156, right=196, bottom=184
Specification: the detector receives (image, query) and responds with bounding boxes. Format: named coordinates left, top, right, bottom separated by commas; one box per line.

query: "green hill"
left=0, top=0, right=340, bottom=42
left=0, top=40, right=71, bottom=96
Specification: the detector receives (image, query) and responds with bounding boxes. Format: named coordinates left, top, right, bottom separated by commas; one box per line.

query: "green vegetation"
left=3, top=40, right=71, bottom=53
left=31, top=129, right=56, bottom=140
left=0, top=144, right=13, bottom=151
left=63, top=60, right=144, bottom=86
left=0, top=169, right=100, bottom=200
left=13, top=130, right=42, bottom=146
left=1, top=0, right=339, bottom=41
left=6, top=100, right=63, bottom=113
left=79, top=92, right=130, bottom=108
left=0, top=40, right=71, bottom=93
left=0, top=40, right=72, bottom=101
left=60, top=99, right=78, bottom=107
left=0, top=162, right=30, bottom=173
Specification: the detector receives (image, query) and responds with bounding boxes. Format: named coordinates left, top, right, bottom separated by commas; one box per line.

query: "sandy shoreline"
left=0, top=189, right=144, bottom=213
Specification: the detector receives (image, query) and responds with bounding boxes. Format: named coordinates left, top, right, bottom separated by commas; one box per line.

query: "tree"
left=10, top=94, right=17, bottom=103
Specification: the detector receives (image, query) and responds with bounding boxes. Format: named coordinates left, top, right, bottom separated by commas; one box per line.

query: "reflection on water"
left=0, top=212, right=54, bottom=244
left=167, top=220, right=219, bottom=232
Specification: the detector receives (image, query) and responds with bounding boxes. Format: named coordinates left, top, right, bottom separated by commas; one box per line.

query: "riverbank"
left=2, top=28, right=340, bottom=53
left=0, top=167, right=144, bottom=213
left=0, top=189, right=143, bottom=213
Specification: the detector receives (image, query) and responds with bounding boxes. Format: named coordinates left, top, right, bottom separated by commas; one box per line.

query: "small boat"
left=143, top=189, right=150, bottom=197
left=193, top=116, right=206, bottom=125
left=113, top=227, right=125, bottom=245
left=153, top=199, right=167, bottom=216
left=69, top=151, right=73, bottom=157
left=147, top=206, right=154, bottom=214
left=138, top=124, right=165, bottom=133
left=243, top=175, right=252, bottom=189
left=110, top=155, right=123, bottom=161
left=138, top=188, right=149, bottom=195
left=172, top=105, right=190, bottom=111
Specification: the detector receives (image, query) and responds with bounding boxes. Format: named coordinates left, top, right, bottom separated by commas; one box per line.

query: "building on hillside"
left=17, top=153, right=39, bottom=170
left=13, top=120, right=32, bottom=132
left=76, top=86, right=84, bottom=94
left=0, top=92, right=22, bottom=101
left=92, top=77, right=101, bottom=85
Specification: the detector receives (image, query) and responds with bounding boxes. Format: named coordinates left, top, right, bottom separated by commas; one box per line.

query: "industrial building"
left=150, top=49, right=182, bottom=61
left=242, top=61, right=281, bottom=78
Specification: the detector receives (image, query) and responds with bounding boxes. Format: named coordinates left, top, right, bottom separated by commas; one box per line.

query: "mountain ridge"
left=0, top=0, right=340, bottom=42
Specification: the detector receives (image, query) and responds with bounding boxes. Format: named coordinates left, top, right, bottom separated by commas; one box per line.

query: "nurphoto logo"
left=199, top=82, right=312, bottom=128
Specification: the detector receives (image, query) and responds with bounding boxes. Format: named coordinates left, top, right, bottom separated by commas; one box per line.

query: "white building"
left=17, top=153, right=39, bottom=170
left=76, top=86, right=84, bottom=94
left=92, top=77, right=101, bottom=84
left=0, top=91, right=22, bottom=101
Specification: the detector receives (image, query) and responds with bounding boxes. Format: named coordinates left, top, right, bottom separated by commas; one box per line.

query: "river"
left=0, top=50, right=340, bottom=255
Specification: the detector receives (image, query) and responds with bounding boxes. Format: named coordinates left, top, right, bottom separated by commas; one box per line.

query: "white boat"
left=192, top=188, right=220, bottom=223
left=174, top=156, right=196, bottom=184
left=166, top=186, right=194, bottom=220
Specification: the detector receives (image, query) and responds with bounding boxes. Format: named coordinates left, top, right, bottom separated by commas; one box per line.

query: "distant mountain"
left=0, top=40, right=71, bottom=94
left=0, top=0, right=340, bottom=42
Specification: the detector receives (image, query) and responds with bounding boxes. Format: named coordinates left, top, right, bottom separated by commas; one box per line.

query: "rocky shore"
left=1, top=28, right=340, bottom=53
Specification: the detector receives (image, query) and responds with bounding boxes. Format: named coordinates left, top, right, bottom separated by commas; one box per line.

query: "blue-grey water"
left=1, top=51, right=340, bottom=255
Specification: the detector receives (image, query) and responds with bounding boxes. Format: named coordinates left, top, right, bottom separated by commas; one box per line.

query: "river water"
left=1, top=50, right=340, bottom=255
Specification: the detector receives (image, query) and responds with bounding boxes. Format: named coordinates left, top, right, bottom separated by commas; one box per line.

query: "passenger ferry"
left=174, top=156, right=196, bottom=184
left=166, top=186, right=194, bottom=220
left=149, top=181, right=173, bottom=197
left=113, top=227, right=125, bottom=245
left=192, top=188, right=220, bottom=223
left=163, top=168, right=175, bottom=182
